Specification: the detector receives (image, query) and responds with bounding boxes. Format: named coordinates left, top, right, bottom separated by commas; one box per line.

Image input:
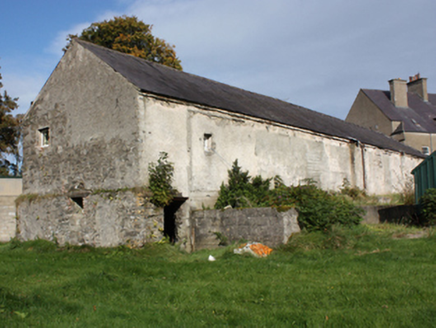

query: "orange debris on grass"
left=235, top=242, right=273, bottom=257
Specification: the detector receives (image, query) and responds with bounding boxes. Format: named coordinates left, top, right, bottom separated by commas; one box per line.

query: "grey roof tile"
left=362, top=89, right=436, bottom=133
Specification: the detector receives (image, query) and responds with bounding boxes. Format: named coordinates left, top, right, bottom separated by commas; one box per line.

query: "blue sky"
left=1, top=0, right=435, bottom=119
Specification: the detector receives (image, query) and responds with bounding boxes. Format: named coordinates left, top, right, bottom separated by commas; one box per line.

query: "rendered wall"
left=346, top=90, right=393, bottom=136
left=192, top=208, right=300, bottom=250
left=0, top=178, right=22, bottom=242
left=402, top=132, right=436, bottom=154
left=140, top=96, right=422, bottom=208
left=21, top=41, right=142, bottom=195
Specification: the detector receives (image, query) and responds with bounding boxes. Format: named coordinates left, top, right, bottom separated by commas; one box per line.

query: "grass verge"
left=1, top=224, right=435, bottom=327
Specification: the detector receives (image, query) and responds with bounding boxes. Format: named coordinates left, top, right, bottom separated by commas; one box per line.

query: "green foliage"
left=214, top=160, right=271, bottom=209
left=265, top=180, right=363, bottom=232
left=148, top=152, right=177, bottom=207
left=215, top=161, right=363, bottom=232
left=419, top=188, right=436, bottom=226
left=0, top=67, right=21, bottom=176
left=283, top=224, right=381, bottom=251
left=339, top=178, right=366, bottom=200
left=213, top=232, right=229, bottom=246
left=399, top=178, right=415, bottom=205
left=65, top=15, right=182, bottom=70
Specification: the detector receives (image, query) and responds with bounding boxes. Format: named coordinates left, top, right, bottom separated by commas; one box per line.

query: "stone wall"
left=17, top=190, right=164, bottom=248
left=192, top=207, right=300, bottom=250
left=0, top=178, right=22, bottom=242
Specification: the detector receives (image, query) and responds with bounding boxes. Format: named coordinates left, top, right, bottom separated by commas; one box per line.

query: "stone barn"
left=17, top=39, right=423, bottom=250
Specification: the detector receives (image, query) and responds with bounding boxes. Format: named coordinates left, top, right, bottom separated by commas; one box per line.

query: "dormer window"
left=39, top=127, right=50, bottom=147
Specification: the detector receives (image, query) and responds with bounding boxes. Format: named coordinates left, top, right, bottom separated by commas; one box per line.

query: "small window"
left=422, top=146, right=430, bottom=156
left=204, top=134, right=212, bottom=152
left=71, top=197, right=83, bottom=209
left=39, top=128, right=50, bottom=147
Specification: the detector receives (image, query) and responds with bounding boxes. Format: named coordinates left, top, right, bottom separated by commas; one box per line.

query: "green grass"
left=1, top=225, right=435, bottom=327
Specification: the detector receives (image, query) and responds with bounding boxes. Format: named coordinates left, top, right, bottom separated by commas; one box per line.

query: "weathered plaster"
left=193, top=207, right=300, bottom=250
left=22, top=42, right=142, bottom=195
left=140, top=96, right=421, bottom=210
left=0, top=178, right=22, bottom=242
left=17, top=191, right=163, bottom=247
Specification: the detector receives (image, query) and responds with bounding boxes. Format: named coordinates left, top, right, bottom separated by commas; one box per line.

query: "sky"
left=1, top=0, right=435, bottom=119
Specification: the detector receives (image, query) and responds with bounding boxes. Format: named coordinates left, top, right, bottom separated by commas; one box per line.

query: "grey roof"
left=362, top=89, right=436, bottom=134
left=76, top=39, right=424, bottom=158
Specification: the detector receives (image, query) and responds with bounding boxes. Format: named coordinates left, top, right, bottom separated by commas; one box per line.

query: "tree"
left=65, top=15, right=182, bottom=70
left=0, top=67, right=21, bottom=176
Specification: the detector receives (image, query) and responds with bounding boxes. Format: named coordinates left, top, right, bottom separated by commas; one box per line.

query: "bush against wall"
left=214, top=160, right=271, bottom=209
left=214, top=160, right=364, bottom=232
left=264, top=180, right=363, bottom=232
left=148, top=152, right=177, bottom=207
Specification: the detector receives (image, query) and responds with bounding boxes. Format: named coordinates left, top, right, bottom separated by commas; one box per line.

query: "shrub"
left=264, top=180, right=363, bottom=232
left=419, top=188, right=436, bottom=226
left=214, top=161, right=364, bottom=232
left=339, top=178, right=366, bottom=200
left=148, top=152, right=177, bottom=207
left=214, top=160, right=271, bottom=209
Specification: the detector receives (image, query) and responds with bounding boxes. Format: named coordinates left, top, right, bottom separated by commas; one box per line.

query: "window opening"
left=422, top=146, right=430, bottom=156
left=204, top=133, right=212, bottom=152
left=39, top=128, right=50, bottom=147
left=71, top=197, right=83, bottom=209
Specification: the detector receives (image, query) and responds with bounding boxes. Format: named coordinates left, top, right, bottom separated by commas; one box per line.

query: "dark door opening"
left=163, top=198, right=187, bottom=243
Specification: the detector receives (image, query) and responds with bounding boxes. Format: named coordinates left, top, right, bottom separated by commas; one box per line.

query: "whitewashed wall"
left=139, top=95, right=422, bottom=210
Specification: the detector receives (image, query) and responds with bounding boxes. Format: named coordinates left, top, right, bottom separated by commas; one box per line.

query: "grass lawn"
left=1, top=224, right=435, bottom=327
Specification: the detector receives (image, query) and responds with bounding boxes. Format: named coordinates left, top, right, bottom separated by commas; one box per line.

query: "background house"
left=17, top=40, right=424, bottom=249
left=346, top=74, right=436, bottom=155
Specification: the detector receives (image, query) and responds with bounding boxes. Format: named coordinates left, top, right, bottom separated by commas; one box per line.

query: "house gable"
left=346, top=89, right=394, bottom=136
left=22, top=40, right=142, bottom=194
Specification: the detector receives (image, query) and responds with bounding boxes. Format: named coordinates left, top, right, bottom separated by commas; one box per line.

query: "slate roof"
left=76, top=39, right=424, bottom=158
left=362, top=89, right=436, bottom=134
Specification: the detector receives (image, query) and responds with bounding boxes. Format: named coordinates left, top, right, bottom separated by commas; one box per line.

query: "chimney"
left=407, top=73, right=428, bottom=102
left=389, top=78, right=408, bottom=107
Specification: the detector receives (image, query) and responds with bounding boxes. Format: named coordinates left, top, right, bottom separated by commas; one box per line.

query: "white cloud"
left=2, top=73, right=48, bottom=115
left=45, top=10, right=123, bottom=56
left=46, top=22, right=91, bottom=56
left=35, top=0, right=436, bottom=119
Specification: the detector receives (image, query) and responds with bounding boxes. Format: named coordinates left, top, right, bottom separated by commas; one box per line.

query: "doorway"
left=163, top=198, right=187, bottom=243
